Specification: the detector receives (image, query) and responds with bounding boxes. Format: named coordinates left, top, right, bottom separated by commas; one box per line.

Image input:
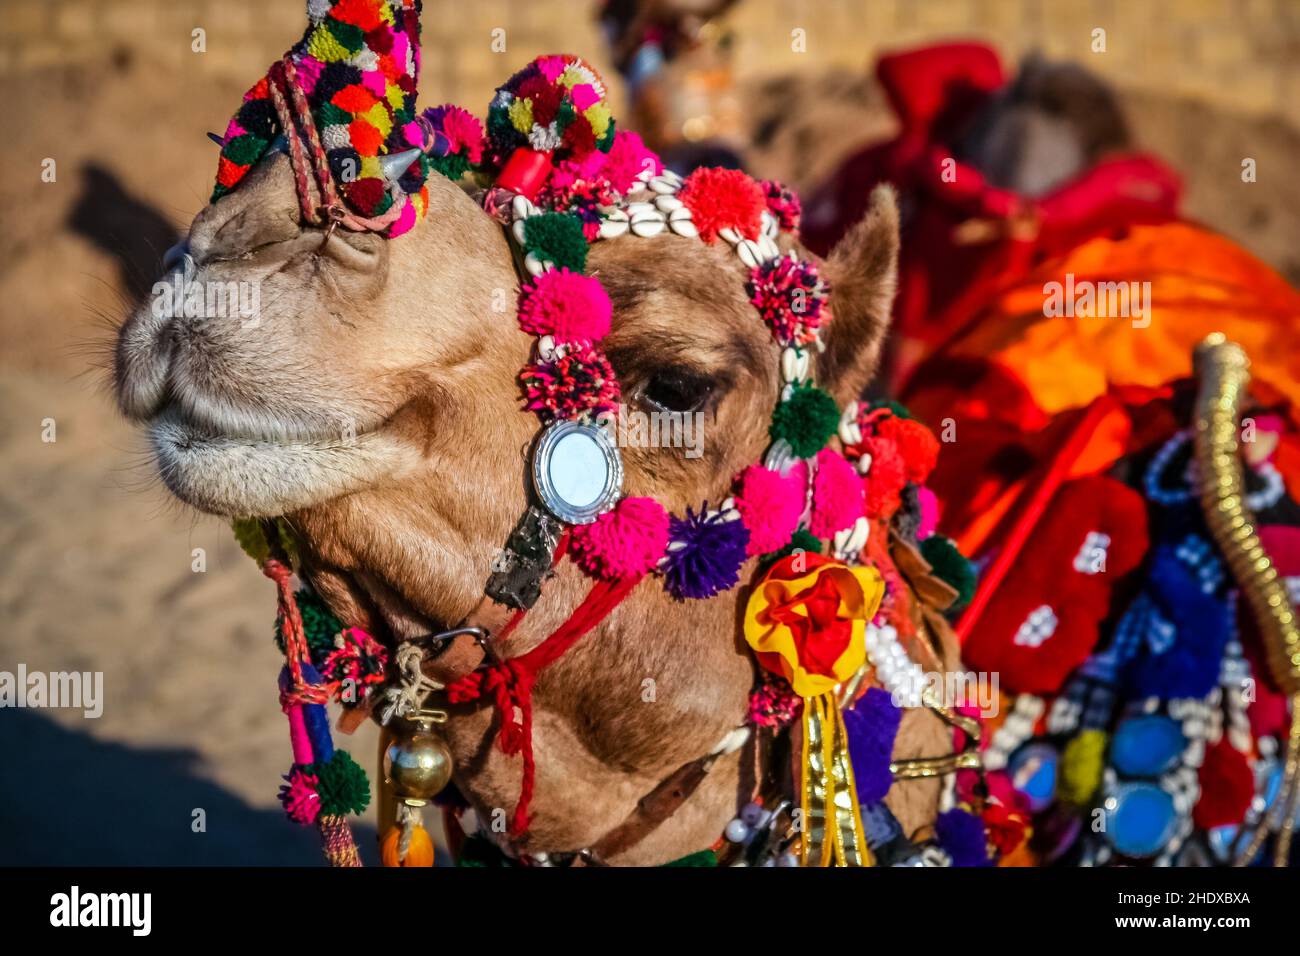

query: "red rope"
left=446, top=568, right=647, bottom=836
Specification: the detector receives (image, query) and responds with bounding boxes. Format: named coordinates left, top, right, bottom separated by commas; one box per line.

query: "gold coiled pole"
left=1192, top=334, right=1300, bottom=867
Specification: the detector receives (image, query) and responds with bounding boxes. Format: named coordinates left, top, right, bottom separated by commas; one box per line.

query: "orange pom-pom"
left=876, top=416, right=940, bottom=484
left=381, top=824, right=435, bottom=867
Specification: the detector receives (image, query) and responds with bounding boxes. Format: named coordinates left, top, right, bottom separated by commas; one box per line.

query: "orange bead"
left=380, top=824, right=435, bottom=867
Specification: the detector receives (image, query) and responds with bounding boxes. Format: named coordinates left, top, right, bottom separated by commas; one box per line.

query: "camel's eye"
left=640, top=367, right=715, bottom=415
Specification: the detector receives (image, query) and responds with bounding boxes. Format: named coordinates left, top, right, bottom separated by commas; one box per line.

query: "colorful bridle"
left=226, top=47, right=972, bottom=867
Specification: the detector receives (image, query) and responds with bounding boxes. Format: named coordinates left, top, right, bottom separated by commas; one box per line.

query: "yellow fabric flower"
left=744, top=553, right=885, bottom=697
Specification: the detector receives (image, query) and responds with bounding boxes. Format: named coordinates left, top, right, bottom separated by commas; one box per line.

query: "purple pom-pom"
left=844, top=688, right=902, bottom=803
left=662, top=506, right=750, bottom=600
left=935, top=808, right=991, bottom=867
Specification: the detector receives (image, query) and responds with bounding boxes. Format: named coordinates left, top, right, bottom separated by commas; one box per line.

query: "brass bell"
left=384, top=717, right=453, bottom=805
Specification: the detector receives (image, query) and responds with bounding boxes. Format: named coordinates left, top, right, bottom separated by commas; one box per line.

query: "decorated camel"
left=115, top=0, right=984, bottom=867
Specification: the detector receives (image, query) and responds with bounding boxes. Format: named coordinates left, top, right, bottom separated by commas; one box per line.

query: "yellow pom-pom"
left=381, top=824, right=435, bottom=867
left=1060, top=729, right=1108, bottom=805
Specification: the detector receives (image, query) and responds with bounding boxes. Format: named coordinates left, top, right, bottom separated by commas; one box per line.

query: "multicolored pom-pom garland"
left=212, top=0, right=433, bottom=237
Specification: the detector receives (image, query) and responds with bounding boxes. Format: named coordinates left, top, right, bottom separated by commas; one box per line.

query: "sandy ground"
left=0, top=11, right=1295, bottom=866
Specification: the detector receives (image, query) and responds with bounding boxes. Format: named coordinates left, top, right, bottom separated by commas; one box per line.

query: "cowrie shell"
left=537, top=335, right=559, bottom=361
left=626, top=201, right=656, bottom=216
left=758, top=236, right=781, bottom=261
left=649, top=176, right=678, bottom=194
left=719, top=497, right=736, bottom=513
left=630, top=208, right=665, bottom=223
left=511, top=195, right=537, bottom=220
left=512, top=220, right=527, bottom=244
left=781, top=347, right=809, bottom=384
left=718, top=227, right=742, bottom=245
left=846, top=516, right=869, bottom=554
left=631, top=218, right=665, bottom=237
left=735, top=239, right=763, bottom=268
left=764, top=438, right=797, bottom=474
left=599, top=218, right=629, bottom=239
left=668, top=206, right=693, bottom=221
left=524, top=253, right=550, bottom=276
left=668, top=219, right=698, bottom=238
left=856, top=452, right=873, bottom=475
left=654, top=195, right=683, bottom=212
left=833, top=527, right=852, bottom=556
left=761, top=210, right=779, bottom=238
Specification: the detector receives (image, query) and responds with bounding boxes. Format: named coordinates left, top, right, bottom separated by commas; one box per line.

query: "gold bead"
left=384, top=721, right=453, bottom=805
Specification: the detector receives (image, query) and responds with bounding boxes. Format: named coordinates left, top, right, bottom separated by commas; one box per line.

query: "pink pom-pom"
left=603, top=130, right=662, bottom=194
left=916, top=485, right=940, bottom=540
left=278, top=767, right=321, bottom=825
left=518, top=268, right=612, bottom=342
left=571, top=497, right=671, bottom=578
left=810, top=449, right=863, bottom=538
left=734, top=463, right=807, bottom=555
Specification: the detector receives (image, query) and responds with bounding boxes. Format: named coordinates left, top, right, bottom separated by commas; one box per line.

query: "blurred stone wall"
left=2, top=0, right=1297, bottom=127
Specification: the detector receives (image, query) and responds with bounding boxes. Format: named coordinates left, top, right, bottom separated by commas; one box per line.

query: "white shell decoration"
left=599, top=210, right=629, bottom=239
left=758, top=236, right=781, bottom=261
left=524, top=252, right=552, bottom=276
left=856, top=452, right=873, bottom=476
left=780, top=346, right=810, bottom=384
left=668, top=207, right=693, bottom=222
left=761, top=210, right=779, bottom=239
left=718, top=227, right=742, bottom=245
left=838, top=402, right=862, bottom=446
left=654, top=195, right=684, bottom=212
left=626, top=201, right=656, bottom=217
left=649, top=176, right=679, bottom=195
left=735, top=239, right=763, bottom=268
left=512, top=219, right=527, bottom=244
left=668, top=218, right=699, bottom=238
left=764, top=438, right=798, bottom=475
left=631, top=217, right=666, bottom=238
left=537, top=335, right=559, bottom=361
left=846, top=516, right=870, bottom=554
left=511, top=194, right=538, bottom=221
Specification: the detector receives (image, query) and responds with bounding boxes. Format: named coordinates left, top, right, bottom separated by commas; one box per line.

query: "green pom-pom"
left=275, top=589, right=343, bottom=661
left=325, top=17, right=365, bottom=54
left=310, top=750, right=370, bottom=817
left=920, top=534, right=977, bottom=610
left=759, top=528, right=824, bottom=571
left=523, top=212, right=588, bottom=272
left=769, top=384, right=840, bottom=459
left=222, top=134, right=268, bottom=167
left=430, top=151, right=472, bottom=181
left=232, top=518, right=270, bottom=565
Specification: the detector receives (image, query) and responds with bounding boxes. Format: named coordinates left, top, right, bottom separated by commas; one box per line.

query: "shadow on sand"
left=0, top=708, right=378, bottom=865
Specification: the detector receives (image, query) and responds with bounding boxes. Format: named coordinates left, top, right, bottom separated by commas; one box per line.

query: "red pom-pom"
left=861, top=437, right=909, bottom=519
left=876, top=416, right=940, bottom=484
left=570, top=496, right=670, bottom=578
left=520, top=342, right=620, bottom=422
left=518, top=268, right=612, bottom=342
left=734, top=462, right=807, bottom=555
left=810, top=449, right=863, bottom=538
left=1193, top=739, right=1255, bottom=829
left=678, top=167, right=765, bottom=243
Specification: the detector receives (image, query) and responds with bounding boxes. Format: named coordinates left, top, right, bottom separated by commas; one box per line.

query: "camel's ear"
left=815, top=185, right=900, bottom=406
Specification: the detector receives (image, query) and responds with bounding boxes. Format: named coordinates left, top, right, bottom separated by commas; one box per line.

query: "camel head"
left=115, top=5, right=956, bottom=864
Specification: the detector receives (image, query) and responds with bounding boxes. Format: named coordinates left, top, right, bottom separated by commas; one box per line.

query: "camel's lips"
left=147, top=404, right=413, bottom=517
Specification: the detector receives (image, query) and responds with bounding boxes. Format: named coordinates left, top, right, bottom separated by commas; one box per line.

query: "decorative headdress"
left=211, top=0, right=432, bottom=237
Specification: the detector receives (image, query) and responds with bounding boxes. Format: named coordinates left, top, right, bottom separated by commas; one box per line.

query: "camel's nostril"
left=162, top=239, right=191, bottom=275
